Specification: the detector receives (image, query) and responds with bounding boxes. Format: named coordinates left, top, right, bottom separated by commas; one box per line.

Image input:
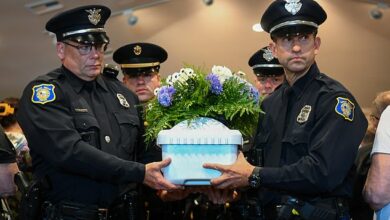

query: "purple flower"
left=248, top=85, right=260, bottom=104
left=158, top=86, right=176, bottom=107
left=206, top=73, right=223, bottom=95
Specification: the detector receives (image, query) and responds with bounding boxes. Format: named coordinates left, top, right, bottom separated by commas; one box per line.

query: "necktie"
left=86, top=81, right=112, bottom=150
left=265, top=88, right=291, bottom=167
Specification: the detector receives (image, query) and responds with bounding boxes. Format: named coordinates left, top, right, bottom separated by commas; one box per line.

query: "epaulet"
left=315, top=72, right=348, bottom=93
left=35, top=68, right=63, bottom=83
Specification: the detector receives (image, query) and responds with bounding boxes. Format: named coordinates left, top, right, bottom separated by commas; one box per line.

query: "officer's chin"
left=137, top=93, right=153, bottom=103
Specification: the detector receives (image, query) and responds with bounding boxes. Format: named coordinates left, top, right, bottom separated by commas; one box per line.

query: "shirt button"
left=105, top=136, right=111, bottom=143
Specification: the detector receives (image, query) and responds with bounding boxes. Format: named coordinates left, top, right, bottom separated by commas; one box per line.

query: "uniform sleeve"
left=17, top=81, right=145, bottom=183
left=260, top=92, right=368, bottom=193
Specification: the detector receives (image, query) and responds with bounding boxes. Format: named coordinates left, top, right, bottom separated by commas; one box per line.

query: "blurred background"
left=0, top=0, right=389, bottom=107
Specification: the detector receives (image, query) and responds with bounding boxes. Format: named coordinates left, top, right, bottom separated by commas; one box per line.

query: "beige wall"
left=0, top=0, right=389, bottom=107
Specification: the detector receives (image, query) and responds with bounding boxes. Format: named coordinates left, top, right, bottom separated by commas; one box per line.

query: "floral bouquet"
left=144, top=65, right=262, bottom=142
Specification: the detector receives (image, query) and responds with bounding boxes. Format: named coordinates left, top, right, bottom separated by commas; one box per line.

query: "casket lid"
left=157, top=117, right=243, bottom=145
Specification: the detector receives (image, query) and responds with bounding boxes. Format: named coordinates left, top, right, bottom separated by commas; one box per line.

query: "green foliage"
left=144, top=66, right=262, bottom=143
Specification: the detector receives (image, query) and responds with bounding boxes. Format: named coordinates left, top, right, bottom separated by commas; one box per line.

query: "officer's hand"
left=143, top=158, right=181, bottom=190
left=203, top=151, right=255, bottom=189
left=202, top=188, right=239, bottom=205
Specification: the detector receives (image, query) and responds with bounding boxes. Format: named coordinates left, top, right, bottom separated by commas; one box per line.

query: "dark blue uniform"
left=17, top=66, right=146, bottom=207
left=255, top=63, right=367, bottom=217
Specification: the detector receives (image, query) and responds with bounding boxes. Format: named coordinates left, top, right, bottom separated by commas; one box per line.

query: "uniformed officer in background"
left=114, top=42, right=166, bottom=105
left=248, top=46, right=285, bottom=97
left=205, top=0, right=368, bottom=219
left=114, top=42, right=204, bottom=220
left=113, top=43, right=237, bottom=220
left=17, top=5, right=178, bottom=220
left=113, top=42, right=182, bottom=220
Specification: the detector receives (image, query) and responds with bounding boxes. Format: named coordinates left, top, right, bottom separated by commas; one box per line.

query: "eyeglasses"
left=63, top=41, right=108, bottom=55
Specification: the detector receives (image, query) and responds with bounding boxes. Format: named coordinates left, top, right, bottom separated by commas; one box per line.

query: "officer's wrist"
left=248, top=167, right=261, bottom=188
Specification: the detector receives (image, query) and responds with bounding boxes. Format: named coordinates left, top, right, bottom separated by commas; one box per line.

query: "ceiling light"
left=370, top=7, right=383, bottom=19
left=25, top=0, right=63, bottom=15
left=128, top=15, right=138, bottom=26
left=203, top=0, right=214, bottom=6
left=252, top=23, right=264, bottom=32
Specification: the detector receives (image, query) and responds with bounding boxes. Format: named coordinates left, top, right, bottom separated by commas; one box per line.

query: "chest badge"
left=335, top=97, right=355, bottom=122
left=31, top=84, right=56, bottom=104
left=297, top=105, right=311, bottom=124
left=117, top=93, right=130, bottom=108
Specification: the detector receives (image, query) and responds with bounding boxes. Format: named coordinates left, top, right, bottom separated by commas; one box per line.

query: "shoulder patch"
left=335, top=97, right=355, bottom=121
left=31, top=84, right=56, bottom=104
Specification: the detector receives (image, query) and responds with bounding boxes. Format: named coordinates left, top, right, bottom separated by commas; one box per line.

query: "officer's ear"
left=122, top=74, right=129, bottom=84
left=269, top=42, right=278, bottom=59
left=56, top=42, right=65, bottom=60
left=314, top=36, right=321, bottom=55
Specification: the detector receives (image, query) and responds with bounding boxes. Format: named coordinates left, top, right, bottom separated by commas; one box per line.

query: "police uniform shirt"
left=17, top=66, right=146, bottom=206
left=0, top=126, right=16, bottom=163
left=255, top=63, right=367, bottom=198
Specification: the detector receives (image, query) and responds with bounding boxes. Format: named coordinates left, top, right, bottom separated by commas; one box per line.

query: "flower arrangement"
left=144, top=65, right=262, bottom=142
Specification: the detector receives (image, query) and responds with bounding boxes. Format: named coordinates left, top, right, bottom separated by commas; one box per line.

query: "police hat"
left=260, top=0, right=327, bottom=36
left=46, top=5, right=111, bottom=43
left=248, top=47, right=284, bottom=77
left=113, top=43, right=168, bottom=75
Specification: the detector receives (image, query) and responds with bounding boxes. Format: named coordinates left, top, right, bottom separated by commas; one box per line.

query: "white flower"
left=211, top=65, right=232, bottom=83
left=153, top=87, right=160, bottom=96
left=147, top=102, right=153, bottom=110
left=170, top=72, right=181, bottom=85
left=166, top=75, right=174, bottom=86
left=177, top=70, right=189, bottom=84
left=167, top=68, right=196, bottom=86
left=235, top=71, right=246, bottom=78
left=180, top=68, right=196, bottom=78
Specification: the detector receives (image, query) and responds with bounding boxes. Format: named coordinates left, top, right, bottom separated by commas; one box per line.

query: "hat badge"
left=133, top=45, right=142, bottom=56
left=262, top=47, right=274, bottom=62
left=285, top=0, right=302, bottom=15
left=85, top=8, right=101, bottom=25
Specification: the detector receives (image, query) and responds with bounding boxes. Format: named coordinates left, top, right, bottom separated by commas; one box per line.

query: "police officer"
left=248, top=46, right=285, bottom=97
left=114, top=43, right=199, bottom=220
left=204, top=0, right=368, bottom=219
left=114, top=42, right=166, bottom=105
left=17, top=5, right=178, bottom=220
left=114, top=42, right=171, bottom=219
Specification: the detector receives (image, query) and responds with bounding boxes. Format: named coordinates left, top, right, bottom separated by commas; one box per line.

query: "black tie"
left=85, top=81, right=112, bottom=150
left=265, top=87, right=291, bottom=167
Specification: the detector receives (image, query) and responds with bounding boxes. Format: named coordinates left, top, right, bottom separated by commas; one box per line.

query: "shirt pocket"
left=113, top=112, right=140, bottom=158
left=74, top=114, right=100, bottom=147
left=282, top=131, right=309, bottom=160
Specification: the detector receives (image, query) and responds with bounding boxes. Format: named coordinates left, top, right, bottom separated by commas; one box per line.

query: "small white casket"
left=157, top=117, right=242, bottom=185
